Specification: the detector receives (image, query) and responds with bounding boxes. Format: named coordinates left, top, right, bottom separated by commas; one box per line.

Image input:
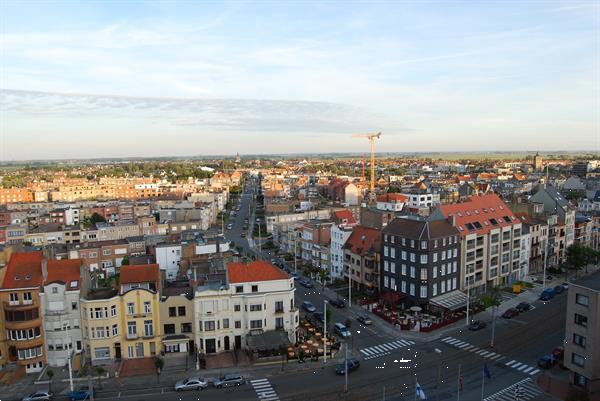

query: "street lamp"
left=323, top=300, right=328, bottom=363
left=434, top=348, right=442, bottom=401
left=465, top=279, right=471, bottom=326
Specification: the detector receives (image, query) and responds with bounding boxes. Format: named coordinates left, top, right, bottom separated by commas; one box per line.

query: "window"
left=235, top=286, right=243, bottom=293
left=178, top=306, right=186, bottom=316
left=111, top=305, right=117, bottom=317
left=251, top=285, right=258, bottom=293
left=144, top=302, right=151, bottom=314
left=9, top=293, right=18, bottom=303
left=573, top=333, right=586, bottom=348
left=144, top=321, right=153, bottom=337
left=52, top=287, right=58, bottom=294
left=164, top=324, right=175, bottom=334
left=127, top=303, right=135, bottom=315
left=401, top=264, right=407, bottom=276
left=410, top=266, right=415, bottom=278
left=384, top=276, right=389, bottom=288
left=168, top=307, right=176, bottom=317
left=401, top=251, right=407, bottom=260
left=409, top=284, right=415, bottom=296
left=127, top=322, right=136, bottom=336
left=410, top=253, right=415, bottom=262
left=421, top=241, right=427, bottom=249
left=275, top=301, right=284, bottom=313
left=571, top=353, right=585, bottom=367
left=112, top=324, right=118, bottom=336
left=433, top=253, right=437, bottom=263
left=72, top=301, right=78, bottom=310
left=574, top=313, right=588, bottom=327
left=420, top=286, right=427, bottom=298
left=383, top=246, right=389, bottom=257
left=576, top=294, right=589, bottom=307
left=384, top=261, right=389, bottom=272
left=204, top=321, right=215, bottom=331
left=103, top=249, right=111, bottom=256
left=276, top=317, right=284, bottom=329
left=390, top=262, right=396, bottom=274
left=432, top=267, right=437, bottom=279
left=222, top=319, right=229, bottom=329
left=420, top=269, right=427, bottom=280
left=432, top=283, right=437, bottom=297
left=235, top=321, right=241, bottom=329
left=250, top=304, right=262, bottom=311
left=234, top=304, right=241, bottom=312
left=250, top=320, right=262, bottom=329
left=441, top=264, right=446, bottom=276
left=401, top=281, right=406, bottom=293
left=441, top=281, right=446, bottom=293
left=94, top=347, right=110, bottom=360
left=420, top=254, right=428, bottom=264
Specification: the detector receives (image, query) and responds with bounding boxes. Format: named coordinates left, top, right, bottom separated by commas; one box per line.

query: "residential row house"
left=344, top=225, right=382, bottom=292
left=299, top=220, right=332, bottom=273
left=330, top=210, right=357, bottom=280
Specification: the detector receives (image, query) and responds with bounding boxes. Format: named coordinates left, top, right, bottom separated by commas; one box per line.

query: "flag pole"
left=457, top=364, right=461, bottom=401
left=415, top=375, right=418, bottom=401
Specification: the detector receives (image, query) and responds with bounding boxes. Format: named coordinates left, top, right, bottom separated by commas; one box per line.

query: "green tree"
left=479, top=288, right=502, bottom=309
left=121, top=255, right=130, bottom=266
left=90, top=213, right=106, bottom=224
left=154, top=356, right=164, bottom=383
left=46, top=368, right=54, bottom=393
left=318, top=269, right=330, bottom=289
left=566, top=243, right=587, bottom=270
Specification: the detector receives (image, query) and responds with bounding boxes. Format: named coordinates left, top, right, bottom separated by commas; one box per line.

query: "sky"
left=0, top=0, right=598, bottom=160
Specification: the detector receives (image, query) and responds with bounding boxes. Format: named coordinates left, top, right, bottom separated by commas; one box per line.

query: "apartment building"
left=330, top=210, right=356, bottom=280
left=81, top=264, right=161, bottom=365
left=300, top=220, right=332, bottom=273
left=432, top=194, right=523, bottom=293
left=155, top=243, right=182, bottom=281
left=0, top=252, right=46, bottom=373
left=381, top=217, right=461, bottom=308
left=68, top=239, right=130, bottom=276
left=40, top=259, right=86, bottom=366
left=265, top=209, right=332, bottom=233
left=194, top=261, right=298, bottom=355
left=376, top=193, right=407, bottom=212
left=160, top=283, right=194, bottom=354
left=344, top=226, right=382, bottom=292
left=564, top=272, right=600, bottom=395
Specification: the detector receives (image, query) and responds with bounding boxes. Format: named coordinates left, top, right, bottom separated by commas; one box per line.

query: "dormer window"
left=14, top=275, right=20, bottom=281
left=25, top=275, right=31, bottom=281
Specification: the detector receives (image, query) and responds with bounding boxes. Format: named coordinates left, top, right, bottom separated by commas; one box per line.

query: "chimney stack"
left=448, top=214, right=456, bottom=227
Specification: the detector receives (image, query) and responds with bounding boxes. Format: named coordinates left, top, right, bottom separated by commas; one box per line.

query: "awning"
left=162, top=334, right=189, bottom=343
left=246, top=330, right=291, bottom=351
left=429, top=290, right=468, bottom=311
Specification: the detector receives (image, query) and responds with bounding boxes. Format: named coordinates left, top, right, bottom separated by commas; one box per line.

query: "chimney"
left=41, top=257, right=48, bottom=282
left=448, top=214, right=456, bottom=227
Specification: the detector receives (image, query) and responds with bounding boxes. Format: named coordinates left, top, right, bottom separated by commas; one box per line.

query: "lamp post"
left=465, top=279, right=471, bottom=326
left=323, top=300, right=328, bottom=363
left=294, top=235, right=298, bottom=274
left=434, top=348, right=442, bottom=401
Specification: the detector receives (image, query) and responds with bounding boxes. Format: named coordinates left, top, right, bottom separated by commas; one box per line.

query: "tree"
left=46, top=368, right=54, bottom=393
left=318, top=269, right=330, bottom=289
left=479, top=288, right=502, bottom=309
left=121, top=255, right=130, bottom=266
left=566, top=243, right=587, bottom=270
left=154, top=356, right=164, bottom=383
left=90, top=213, right=106, bottom=224
left=95, top=366, right=105, bottom=389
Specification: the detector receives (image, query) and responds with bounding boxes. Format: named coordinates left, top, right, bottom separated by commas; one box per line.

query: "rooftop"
left=85, top=287, right=118, bottom=300
left=344, top=225, right=381, bottom=257
left=227, top=260, right=289, bottom=283
left=120, top=264, right=160, bottom=285
left=45, top=259, right=82, bottom=290
left=572, top=271, right=600, bottom=292
left=2, top=251, right=43, bottom=289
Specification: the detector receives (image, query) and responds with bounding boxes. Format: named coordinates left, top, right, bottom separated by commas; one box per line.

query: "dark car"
left=313, top=312, right=324, bottom=323
left=302, top=301, right=316, bottom=313
left=357, top=314, right=372, bottom=325
left=554, top=285, right=564, bottom=294
left=515, top=302, right=531, bottom=312
left=300, top=279, right=313, bottom=288
left=502, top=308, right=519, bottom=319
left=68, top=387, right=96, bottom=401
left=468, top=320, right=487, bottom=331
left=537, top=355, right=556, bottom=369
left=335, top=358, right=360, bottom=375
left=328, top=298, right=346, bottom=308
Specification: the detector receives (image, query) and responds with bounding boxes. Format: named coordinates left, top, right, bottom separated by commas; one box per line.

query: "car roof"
left=224, top=373, right=242, bottom=378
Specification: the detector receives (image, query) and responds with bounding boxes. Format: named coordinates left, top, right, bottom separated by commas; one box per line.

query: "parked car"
left=357, top=314, right=372, bottom=325
left=561, top=282, right=569, bottom=290
left=226, top=224, right=233, bottom=230
left=300, top=279, right=313, bottom=288
left=22, top=390, right=53, bottom=401
left=546, top=275, right=553, bottom=280
left=502, top=308, right=519, bottom=319
left=537, top=355, right=556, bottom=369
left=334, top=322, right=351, bottom=338
left=335, top=358, right=360, bottom=375
left=214, top=374, right=245, bottom=388
left=240, top=232, right=246, bottom=238
left=328, top=298, right=346, bottom=308
left=540, top=287, right=556, bottom=301
left=174, top=377, right=208, bottom=391
left=291, top=272, right=300, bottom=281
left=552, top=346, right=565, bottom=360
left=468, top=320, right=487, bottom=331
left=554, top=285, right=564, bottom=294
left=68, top=387, right=95, bottom=401
left=313, top=311, right=324, bottom=323
left=516, top=302, right=532, bottom=312
left=302, top=301, right=316, bottom=313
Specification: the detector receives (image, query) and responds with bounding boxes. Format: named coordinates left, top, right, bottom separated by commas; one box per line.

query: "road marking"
left=483, top=377, right=541, bottom=401
left=359, top=338, right=414, bottom=360
left=251, top=378, right=280, bottom=401
left=523, top=366, right=533, bottom=373
left=512, top=362, right=523, bottom=369
left=529, top=369, right=540, bottom=376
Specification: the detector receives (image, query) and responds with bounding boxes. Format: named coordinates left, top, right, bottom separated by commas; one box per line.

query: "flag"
left=416, top=382, right=427, bottom=400
left=484, top=363, right=491, bottom=380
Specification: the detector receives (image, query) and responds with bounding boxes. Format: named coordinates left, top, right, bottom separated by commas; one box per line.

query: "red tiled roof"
left=45, top=259, right=82, bottom=289
left=438, top=194, right=519, bottom=237
left=2, top=251, right=43, bottom=289
left=344, top=226, right=381, bottom=256
left=377, top=193, right=408, bottom=203
left=227, top=260, right=289, bottom=283
left=333, top=209, right=356, bottom=225
left=119, top=264, right=160, bottom=285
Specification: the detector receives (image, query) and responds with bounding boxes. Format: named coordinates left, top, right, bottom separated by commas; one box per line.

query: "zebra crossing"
left=483, top=377, right=542, bottom=401
left=359, top=339, right=415, bottom=360
left=440, top=337, right=540, bottom=376
left=251, top=378, right=280, bottom=401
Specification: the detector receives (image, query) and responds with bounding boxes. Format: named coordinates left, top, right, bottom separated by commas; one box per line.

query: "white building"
left=403, top=192, right=440, bottom=209
left=194, top=261, right=298, bottom=355
left=376, top=193, right=408, bottom=212
left=265, top=209, right=332, bottom=233
left=155, top=243, right=182, bottom=281
left=330, top=224, right=354, bottom=279
left=344, top=183, right=361, bottom=206
left=40, top=260, right=85, bottom=367
left=519, top=231, right=531, bottom=281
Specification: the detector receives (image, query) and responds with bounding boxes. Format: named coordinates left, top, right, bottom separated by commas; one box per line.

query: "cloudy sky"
left=0, top=1, right=598, bottom=160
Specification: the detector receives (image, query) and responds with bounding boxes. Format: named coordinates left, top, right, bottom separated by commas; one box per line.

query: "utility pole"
left=435, top=348, right=442, bottom=401
left=490, top=304, right=497, bottom=347
left=294, top=236, right=298, bottom=273
left=348, top=274, right=352, bottom=308
left=465, top=281, right=470, bottom=326
left=67, top=350, right=74, bottom=392
left=344, top=342, right=348, bottom=393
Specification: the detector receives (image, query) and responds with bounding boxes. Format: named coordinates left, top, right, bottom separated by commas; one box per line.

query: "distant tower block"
left=534, top=152, right=543, bottom=171
left=235, top=152, right=241, bottom=164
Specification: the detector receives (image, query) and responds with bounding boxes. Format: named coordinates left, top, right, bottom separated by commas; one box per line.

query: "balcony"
left=126, top=333, right=138, bottom=340
left=3, top=301, right=37, bottom=310
left=274, top=308, right=285, bottom=314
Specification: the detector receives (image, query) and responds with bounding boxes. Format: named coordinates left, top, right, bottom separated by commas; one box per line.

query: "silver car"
left=22, top=390, right=53, bottom=401
left=174, top=377, right=208, bottom=391
left=214, top=373, right=245, bottom=388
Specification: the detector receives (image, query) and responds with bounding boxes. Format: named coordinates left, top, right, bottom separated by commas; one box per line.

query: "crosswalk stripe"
left=458, top=343, right=470, bottom=348
left=360, top=349, right=369, bottom=355
left=480, top=351, right=491, bottom=357
left=252, top=379, right=269, bottom=384
left=470, top=347, right=480, bottom=352
left=512, top=362, right=523, bottom=369
left=400, top=340, right=412, bottom=346
left=448, top=339, right=461, bottom=345
left=442, top=337, right=453, bottom=342
left=381, top=343, right=394, bottom=351
left=518, top=364, right=529, bottom=371
left=464, top=345, right=475, bottom=351
left=506, top=360, right=517, bottom=366
left=529, top=369, right=540, bottom=375
left=491, top=354, right=502, bottom=360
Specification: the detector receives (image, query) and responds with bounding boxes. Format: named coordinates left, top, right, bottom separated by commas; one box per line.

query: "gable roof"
left=377, top=193, right=408, bottom=203
left=2, top=251, right=43, bottom=289
left=344, top=226, right=381, bottom=256
left=119, top=264, right=160, bottom=285
left=333, top=209, right=356, bottom=225
left=384, top=217, right=458, bottom=240
left=45, top=259, right=82, bottom=290
left=437, top=194, right=518, bottom=237
left=227, top=260, right=289, bottom=283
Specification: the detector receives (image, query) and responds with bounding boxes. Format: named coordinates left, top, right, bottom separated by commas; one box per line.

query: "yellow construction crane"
left=352, top=132, right=381, bottom=203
